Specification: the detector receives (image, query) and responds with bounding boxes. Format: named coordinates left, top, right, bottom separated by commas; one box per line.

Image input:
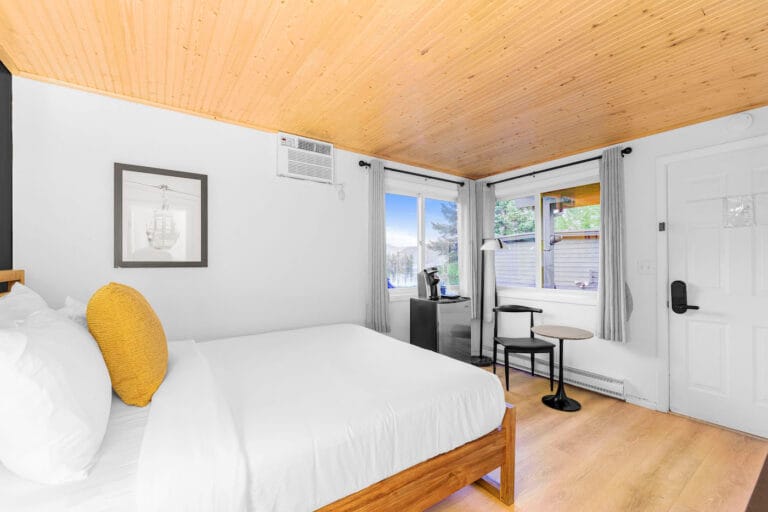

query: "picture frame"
left=114, top=163, right=208, bottom=268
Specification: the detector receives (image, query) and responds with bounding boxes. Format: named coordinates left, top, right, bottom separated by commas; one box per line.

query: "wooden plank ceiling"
left=0, top=1, right=766, bottom=179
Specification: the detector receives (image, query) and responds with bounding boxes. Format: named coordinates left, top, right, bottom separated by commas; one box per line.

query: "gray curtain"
left=459, top=180, right=480, bottom=319
left=598, top=146, right=630, bottom=342
left=478, top=181, right=496, bottom=352
left=480, top=181, right=496, bottom=324
left=459, top=180, right=484, bottom=357
left=459, top=179, right=495, bottom=353
left=366, top=159, right=390, bottom=332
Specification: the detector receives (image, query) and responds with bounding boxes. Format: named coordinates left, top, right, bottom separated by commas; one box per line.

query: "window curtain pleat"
left=478, top=181, right=496, bottom=351
left=598, top=146, right=632, bottom=342
left=459, top=180, right=479, bottom=319
left=479, top=181, right=497, bottom=323
left=460, top=179, right=486, bottom=356
left=366, top=159, right=391, bottom=333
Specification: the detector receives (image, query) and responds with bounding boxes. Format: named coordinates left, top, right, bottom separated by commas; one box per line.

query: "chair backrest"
left=493, top=305, right=543, bottom=339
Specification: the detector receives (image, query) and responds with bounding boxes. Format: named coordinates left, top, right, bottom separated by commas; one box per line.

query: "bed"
left=0, top=270, right=515, bottom=511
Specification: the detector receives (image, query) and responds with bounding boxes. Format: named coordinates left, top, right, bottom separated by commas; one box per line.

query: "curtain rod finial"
left=358, top=160, right=371, bottom=168
left=621, top=147, right=632, bottom=156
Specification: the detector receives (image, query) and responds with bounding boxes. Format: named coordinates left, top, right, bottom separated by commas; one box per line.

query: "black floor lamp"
left=471, top=238, right=503, bottom=367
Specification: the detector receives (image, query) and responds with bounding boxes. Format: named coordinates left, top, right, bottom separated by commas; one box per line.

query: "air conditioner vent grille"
left=277, top=132, right=334, bottom=184
left=287, top=160, right=333, bottom=181
left=297, top=138, right=332, bottom=155
left=287, top=148, right=332, bottom=168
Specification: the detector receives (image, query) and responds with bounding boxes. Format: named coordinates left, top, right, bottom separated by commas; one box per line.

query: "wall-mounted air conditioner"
left=277, top=132, right=334, bottom=184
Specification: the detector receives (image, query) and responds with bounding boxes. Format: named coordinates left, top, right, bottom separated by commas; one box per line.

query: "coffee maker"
left=417, top=267, right=441, bottom=300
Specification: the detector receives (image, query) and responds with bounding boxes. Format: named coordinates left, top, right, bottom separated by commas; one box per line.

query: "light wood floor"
left=428, top=366, right=768, bottom=512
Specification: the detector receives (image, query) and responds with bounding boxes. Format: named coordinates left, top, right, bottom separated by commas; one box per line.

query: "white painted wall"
left=12, top=77, right=366, bottom=340
left=490, top=106, right=768, bottom=410
left=11, top=77, right=449, bottom=342
left=388, top=298, right=412, bottom=342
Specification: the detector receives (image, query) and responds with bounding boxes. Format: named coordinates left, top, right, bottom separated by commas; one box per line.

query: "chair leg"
left=504, top=350, right=510, bottom=391
left=493, top=341, right=497, bottom=374
left=549, top=349, right=554, bottom=391
left=530, top=353, right=535, bottom=376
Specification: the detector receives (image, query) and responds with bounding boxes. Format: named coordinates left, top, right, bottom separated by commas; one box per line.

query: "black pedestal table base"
left=470, top=355, right=494, bottom=367
left=541, top=338, right=581, bottom=412
left=541, top=394, right=581, bottom=411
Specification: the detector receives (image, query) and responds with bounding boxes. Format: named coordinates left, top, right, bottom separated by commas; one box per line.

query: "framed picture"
left=114, top=163, right=208, bottom=267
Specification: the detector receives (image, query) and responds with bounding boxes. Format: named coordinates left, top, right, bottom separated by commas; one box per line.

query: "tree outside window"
left=385, top=193, right=459, bottom=290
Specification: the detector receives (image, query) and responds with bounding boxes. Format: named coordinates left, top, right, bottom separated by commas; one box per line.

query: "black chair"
left=493, top=305, right=555, bottom=391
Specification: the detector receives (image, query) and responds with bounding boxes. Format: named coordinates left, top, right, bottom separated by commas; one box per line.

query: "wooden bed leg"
left=500, top=404, right=516, bottom=505
left=475, top=404, right=517, bottom=505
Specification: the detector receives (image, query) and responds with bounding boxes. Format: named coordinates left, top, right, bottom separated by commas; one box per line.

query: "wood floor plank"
left=670, top=431, right=768, bottom=512
left=427, top=366, right=768, bottom=512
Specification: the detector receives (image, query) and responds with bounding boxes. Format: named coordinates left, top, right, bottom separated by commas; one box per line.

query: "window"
left=495, top=182, right=600, bottom=291
left=494, top=196, right=536, bottom=287
left=385, top=193, right=459, bottom=292
left=424, top=198, right=459, bottom=288
left=385, top=194, right=418, bottom=288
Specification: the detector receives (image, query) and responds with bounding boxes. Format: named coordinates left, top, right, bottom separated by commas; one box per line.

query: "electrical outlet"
left=637, top=259, right=656, bottom=275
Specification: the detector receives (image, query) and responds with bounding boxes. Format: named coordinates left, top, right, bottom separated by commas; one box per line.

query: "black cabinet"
left=410, top=297, right=471, bottom=362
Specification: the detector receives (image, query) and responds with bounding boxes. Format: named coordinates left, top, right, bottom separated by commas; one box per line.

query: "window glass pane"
left=424, top=198, right=459, bottom=289
left=542, top=183, right=600, bottom=291
left=385, top=193, right=418, bottom=288
left=494, top=196, right=537, bottom=287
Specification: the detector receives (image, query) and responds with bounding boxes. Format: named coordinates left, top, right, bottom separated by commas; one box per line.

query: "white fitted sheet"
left=0, top=395, right=148, bottom=512
left=198, top=323, right=506, bottom=512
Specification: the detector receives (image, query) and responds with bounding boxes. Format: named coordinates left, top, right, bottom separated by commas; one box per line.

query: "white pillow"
left=0, top=308, right=112, bottom=484
left=56, top=296, right=88, bottom=328
left=0, top=284, right=49, bottom=327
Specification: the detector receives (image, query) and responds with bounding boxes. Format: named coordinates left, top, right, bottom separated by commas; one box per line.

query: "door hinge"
left=659, top=222, right=666, bottom=232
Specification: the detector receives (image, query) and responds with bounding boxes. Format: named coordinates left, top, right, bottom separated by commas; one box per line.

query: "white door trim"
left=655, top=134, right=768, bottom=413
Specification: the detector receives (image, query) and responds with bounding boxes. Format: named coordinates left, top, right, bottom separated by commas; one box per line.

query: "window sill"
left=496, top=287, right=598, bottom=306
left=388, top=287, right=461, bottom=302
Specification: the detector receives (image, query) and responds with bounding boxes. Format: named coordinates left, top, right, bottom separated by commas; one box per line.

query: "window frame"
left=385, top=175, right=460, bottom=300
left=494, top=162, right=600, bottom=297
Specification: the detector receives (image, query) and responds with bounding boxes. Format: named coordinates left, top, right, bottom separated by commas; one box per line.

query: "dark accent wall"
left=0, top=60, right=10, bottom=271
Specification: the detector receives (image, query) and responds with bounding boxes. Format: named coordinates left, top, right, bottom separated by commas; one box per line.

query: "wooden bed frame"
left=318, top=404, right=515, bottom=511
left=0, top=269, right=24, bottom=297
left=0, top=268, right=515, bottom=510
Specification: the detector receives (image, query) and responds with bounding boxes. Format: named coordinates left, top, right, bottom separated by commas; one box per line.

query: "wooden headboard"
left=0, top=269, right=25, bottom=296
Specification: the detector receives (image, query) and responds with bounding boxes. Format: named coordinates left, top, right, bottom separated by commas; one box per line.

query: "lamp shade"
left=480, top=238, right=504, bottom=251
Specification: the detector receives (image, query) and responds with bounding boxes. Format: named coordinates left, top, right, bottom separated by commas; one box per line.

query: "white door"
left=668, top=142, right=768, bottom=438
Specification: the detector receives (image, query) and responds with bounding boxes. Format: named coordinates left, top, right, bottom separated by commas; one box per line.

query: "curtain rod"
left=486, top=147, right=632, bottom=187
left=358, top=161, right=465, bottom=187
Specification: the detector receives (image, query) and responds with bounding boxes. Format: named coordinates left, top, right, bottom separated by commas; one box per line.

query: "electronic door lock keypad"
left=671, top=280, right=699, bottom=314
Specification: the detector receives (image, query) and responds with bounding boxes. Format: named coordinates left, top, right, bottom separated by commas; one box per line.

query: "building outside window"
left=495, top=182, right=600, bottom=291
left=494, top=196, right=536, bottom=287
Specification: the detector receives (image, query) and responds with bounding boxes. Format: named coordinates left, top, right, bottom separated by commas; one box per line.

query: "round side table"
left=531, top=325, right=593, bottom=412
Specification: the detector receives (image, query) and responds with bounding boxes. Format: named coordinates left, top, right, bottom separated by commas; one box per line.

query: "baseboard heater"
left=494, top=350, right=625, bottom=400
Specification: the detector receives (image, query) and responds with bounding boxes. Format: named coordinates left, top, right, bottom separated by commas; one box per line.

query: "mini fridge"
left=409, top=297, right=472, bottom=363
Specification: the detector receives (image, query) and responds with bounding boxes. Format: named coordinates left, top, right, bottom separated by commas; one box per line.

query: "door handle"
left=671, top=280, right=699, bottom=314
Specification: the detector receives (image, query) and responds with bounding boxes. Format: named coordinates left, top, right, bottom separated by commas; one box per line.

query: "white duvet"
left=194, top=324, right=505, bottom=511
left=136, top=340, right=248, bottom=512
left=1, top=323, right=506, bottom=512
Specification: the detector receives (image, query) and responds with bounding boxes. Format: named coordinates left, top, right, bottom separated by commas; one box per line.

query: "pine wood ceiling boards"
left=0, top=1, right=766, bottom=179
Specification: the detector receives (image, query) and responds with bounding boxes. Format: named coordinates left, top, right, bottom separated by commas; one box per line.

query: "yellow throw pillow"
left=86, top=283, right=167, bottom=407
